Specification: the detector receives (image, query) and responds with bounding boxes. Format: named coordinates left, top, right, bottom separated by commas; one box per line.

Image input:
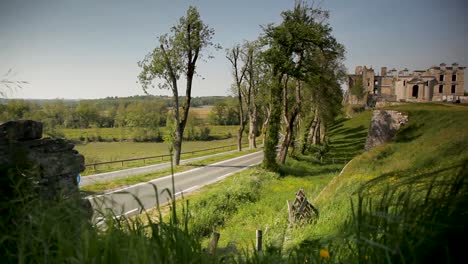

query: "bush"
left=198, top=127, right=211, bottom=141
left=188, top=169, right=276, bottom=238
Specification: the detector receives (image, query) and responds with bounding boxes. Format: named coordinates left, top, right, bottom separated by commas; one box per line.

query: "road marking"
left=88, top=150, right=263, bottom=199
left=124, top=208, right=138, bottom=215
left=175, top=185, right=199, bottom=196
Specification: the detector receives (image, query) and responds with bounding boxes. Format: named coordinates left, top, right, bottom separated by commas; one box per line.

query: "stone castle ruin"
left=347, top=63, right=466, bottom=105
left=0, top=120, right=85, bottom=199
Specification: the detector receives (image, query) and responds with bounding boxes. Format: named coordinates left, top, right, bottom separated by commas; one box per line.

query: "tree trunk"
left=303, top=108, right=318, bottom=153
left=320, top=121, right=326, bottom=143
left=263, top=77, right=282, bottom=171
left=278, top=118, right=295, bottom=164
left=173, top=127, right=183, bottom=166
left=248, top=104, right=257, bottom=149
left=237, top=125, right=245, bottom=151
left=313, top=119, right=321, bottom=145
left=261, top=105, right=270, bottom=147
left=278, top=80, right=300, bottom=165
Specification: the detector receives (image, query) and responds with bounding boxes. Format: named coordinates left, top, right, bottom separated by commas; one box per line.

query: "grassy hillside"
left=311, top=104, right=468, bottom=238
left=164, top=103, right=467, bottom=262
left=164, top=109, right=373, bottom=250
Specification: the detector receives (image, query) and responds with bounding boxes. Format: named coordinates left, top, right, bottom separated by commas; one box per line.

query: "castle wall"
left=349, top=64, right=465, bottom=104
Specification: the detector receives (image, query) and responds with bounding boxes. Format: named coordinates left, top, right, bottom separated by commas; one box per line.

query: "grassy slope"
left=176, top=103, right=467, bottom=255
left=310, top=103, right=468, bottom=241
left=172, top=111, right=373, bottom=250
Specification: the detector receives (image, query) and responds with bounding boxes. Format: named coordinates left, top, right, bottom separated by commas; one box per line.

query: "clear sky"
left=1, top=0, right=467, bottom=99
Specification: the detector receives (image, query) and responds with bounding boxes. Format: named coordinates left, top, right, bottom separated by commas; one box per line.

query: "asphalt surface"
left=80, top=149, right=239, bottom=187
left=87, top=150, right=263, bottom=221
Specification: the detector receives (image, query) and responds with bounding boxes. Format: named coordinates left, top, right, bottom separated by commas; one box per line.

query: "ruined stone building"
left=348, top=63, right=466, bottom=103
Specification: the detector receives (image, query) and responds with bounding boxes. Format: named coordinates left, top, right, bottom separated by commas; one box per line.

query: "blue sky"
left=1, top=0, right=467, bottom=99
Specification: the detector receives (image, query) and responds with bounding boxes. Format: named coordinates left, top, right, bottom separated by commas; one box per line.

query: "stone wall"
left=0, top=120, right=85, bottom=199
left=365, top=110, right=408, bottom=151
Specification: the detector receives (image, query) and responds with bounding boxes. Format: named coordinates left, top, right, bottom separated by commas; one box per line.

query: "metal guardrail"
left=85, top=144, right=248, bottom=170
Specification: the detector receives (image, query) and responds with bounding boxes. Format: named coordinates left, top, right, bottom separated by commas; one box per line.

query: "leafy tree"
left=138, top=6, right=218, bottom=165
left=75, top=102, right=99, bottom=128
left=349, top=76, right=365, bottom=99
left=261, top=2, right=345, bottom=167
left=208, top=100, right=238, bottom=126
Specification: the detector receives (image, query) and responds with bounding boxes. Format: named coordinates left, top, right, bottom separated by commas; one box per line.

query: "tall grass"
left=1, top=162, right=213, bottom=263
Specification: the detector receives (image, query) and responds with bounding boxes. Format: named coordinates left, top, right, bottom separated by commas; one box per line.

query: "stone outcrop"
left=365, top=110, right=408, bottom=151
left=0, top=120, right=85, bottom=198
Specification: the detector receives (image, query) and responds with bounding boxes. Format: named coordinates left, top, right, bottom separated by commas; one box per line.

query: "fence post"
left=209, top=231, right=220, bottom=254
left=256, top=229, right=262, bottom=252
left=93, top=164, right=96, bottom=171
left=143, top=159, right=146, bottom=165
left=121, top=161, right=124, bottom=167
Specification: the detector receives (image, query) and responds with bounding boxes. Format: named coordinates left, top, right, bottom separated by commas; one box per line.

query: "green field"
left=61, top=124, right=237, bottom=141
left=76, top=137, right=253, bottom=175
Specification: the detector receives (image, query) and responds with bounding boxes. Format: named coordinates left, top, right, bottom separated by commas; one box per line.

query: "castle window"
left=403, top=80, right=406, bottom=86
left=439, top=85, right=443, bottom=93
left=451, top=85, right=456, bottom=94
left=452, top=74, right=456, bottom=81
left=439, top=75, right=444, bottom=81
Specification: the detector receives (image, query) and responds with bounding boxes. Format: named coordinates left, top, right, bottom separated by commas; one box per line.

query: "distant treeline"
left=0, top=95, right=240, bottom=136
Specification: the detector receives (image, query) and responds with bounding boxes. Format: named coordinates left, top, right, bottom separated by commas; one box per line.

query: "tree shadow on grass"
left=279, top=163, right=340, bottom=177
left=395, top=123, right=424, bottom=143
left=329, top=125, right=367, bottom=138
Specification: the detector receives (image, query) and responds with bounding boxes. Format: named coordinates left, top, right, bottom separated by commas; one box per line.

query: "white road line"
left=175, top=185, right=199, bottom=196
left=124, top=208, right=138, bottom=215
left=88, top=150, right=263, bottom=199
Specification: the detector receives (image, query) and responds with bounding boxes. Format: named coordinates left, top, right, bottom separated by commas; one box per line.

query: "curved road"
left=88, top=150, right=263, bottom=221
left=81, top=149, right=240, bottom=187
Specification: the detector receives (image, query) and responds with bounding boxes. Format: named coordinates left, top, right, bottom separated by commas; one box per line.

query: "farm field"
left=76, top=137, right=255, bottom=175
left=61, top=124, right=237, bottom=141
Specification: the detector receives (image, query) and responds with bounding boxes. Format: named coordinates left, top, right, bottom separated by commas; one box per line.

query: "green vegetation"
left=77, top=137, right=250, bottom=175
left=0, top=96, right=232, bottom=136
left=4, top=104, right=467, bottom=263
left=61, top=125, right=237, bottom=142
left=176, top=109, right=372, bottom=250
left=349, top=76, right=365, bottom=99
left=157, top=104, right=467, bottom=262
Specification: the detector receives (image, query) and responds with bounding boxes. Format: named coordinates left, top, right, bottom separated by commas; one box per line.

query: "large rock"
left=0, top=120, right=43, bottom=141
left=0, top=120, right=84, bottom=198
left=365, top=110, right=408, bottom=151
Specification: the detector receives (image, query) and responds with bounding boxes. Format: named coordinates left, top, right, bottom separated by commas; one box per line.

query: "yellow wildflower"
left=319, top=249, right=330, bottom=258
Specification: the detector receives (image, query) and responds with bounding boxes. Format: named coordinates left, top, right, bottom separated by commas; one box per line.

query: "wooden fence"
left=85, top=144, right=247, bottom=171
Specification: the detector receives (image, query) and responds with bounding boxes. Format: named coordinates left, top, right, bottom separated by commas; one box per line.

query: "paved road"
left=87, top=150, right=263, bottom=221
left=81, top=149, right=240, bottom=187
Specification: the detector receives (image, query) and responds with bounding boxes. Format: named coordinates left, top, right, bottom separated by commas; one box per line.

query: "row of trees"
left=137, top=2, right=345, bottom=169
left=0, top=95, right=236, bottom=132
left=0, top=98, right=168, bottom=130
left=226, top=3, right=345, bottom=170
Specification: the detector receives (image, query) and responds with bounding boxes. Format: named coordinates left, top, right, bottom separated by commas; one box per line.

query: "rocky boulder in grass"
left=365, top=110, right=408, bottom=151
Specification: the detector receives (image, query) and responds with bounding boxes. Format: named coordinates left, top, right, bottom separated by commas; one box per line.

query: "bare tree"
left=226, top=44, right=249, bottom=151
